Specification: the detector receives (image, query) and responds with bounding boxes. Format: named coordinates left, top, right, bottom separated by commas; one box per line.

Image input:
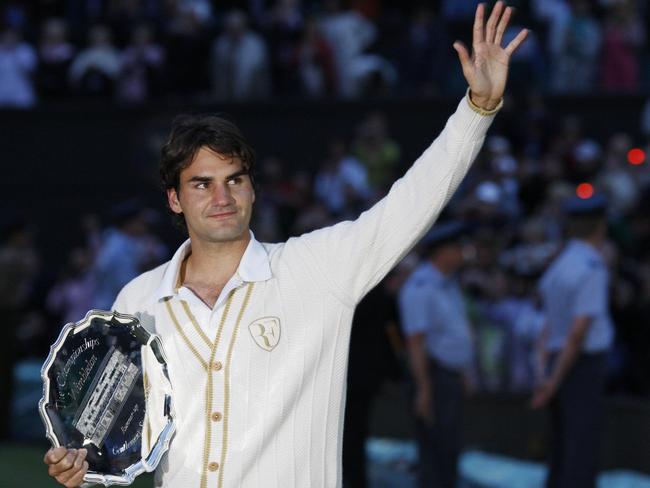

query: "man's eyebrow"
left=226, top=169, right=249, bottom=180
left=188, top=175, right=213, bottom=183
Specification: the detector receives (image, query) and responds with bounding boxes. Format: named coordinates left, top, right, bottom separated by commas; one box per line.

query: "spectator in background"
left=538, top=181, right=573, bottom=242
left=263, top=0, right=304, bottom=95
left=397, top=6, right=451, bottom=97
left=570, top=138, right=603, bottom=184
left=117, top=23, right=164, bottom=103
left=69, top=25, right=121, bottom=98
left=486, top=135, right=521, bottom=219
left=0, top=27, right=37, bottom=108
left=598, top=133, right=640, bottom=217
left=488, top=266, right=545, bottom=392
left=46, top=247, right=95, bottom=325
left=530, top=0, right=571, bottom=67
left=551, top=0, right=601, bottom=93
left=399, top=222, right=475, bottom=488
left=319, top=0, right=393, bottom=98
left=163, top=0, right=213, bottom=97
left=0, top=221, right=40, bottom=440
left=36, top=18, right=75, bottom=100
left=291, top=15, right=337, bottom=97
left=91, top=201, right=166, bottom=309
left=601, top=0, right=645, bottom=92
left=211, top=10, right=270, bottom=101
left=106, top=0, right=164, bottom=43
left=550, top=114, right=594, bottom=183
left=496, top=219, right=554, bottom=391
left=352, top=110, right=400, bottom=192
left=287, top=171, right=335, bottom=236
left=314, top=136, right=371, bottom=217
left=461, top=225, right=511, bottom=391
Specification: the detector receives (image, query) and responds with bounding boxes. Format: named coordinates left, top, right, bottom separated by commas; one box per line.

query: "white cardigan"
left=112, top=95, right=496, bottom=488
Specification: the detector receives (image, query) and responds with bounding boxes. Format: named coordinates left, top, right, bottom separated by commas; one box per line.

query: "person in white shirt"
left=44, top=3, right=528, bottom=487
left=211, top=10, right=270, bottom=101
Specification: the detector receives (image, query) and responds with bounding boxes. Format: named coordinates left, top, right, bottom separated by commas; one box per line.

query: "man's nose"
left=211, top=183, right=235, bottom=206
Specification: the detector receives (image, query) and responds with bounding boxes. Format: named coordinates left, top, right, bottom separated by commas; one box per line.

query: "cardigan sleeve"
left=287, top=94, right=497, bottom=306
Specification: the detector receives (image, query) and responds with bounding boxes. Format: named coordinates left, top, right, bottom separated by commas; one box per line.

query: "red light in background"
left=627, top=148, right=646, bottom=165
left=576, top=183, right=594, bottom=199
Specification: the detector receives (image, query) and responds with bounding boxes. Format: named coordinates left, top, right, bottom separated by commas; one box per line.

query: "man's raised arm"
left=293, top=2, right=528, bottom=304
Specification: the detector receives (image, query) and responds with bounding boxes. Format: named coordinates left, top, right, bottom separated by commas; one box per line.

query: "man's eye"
left=227, top=177, right=242, bottom=185
left=195, top=182, right=208, bottom=189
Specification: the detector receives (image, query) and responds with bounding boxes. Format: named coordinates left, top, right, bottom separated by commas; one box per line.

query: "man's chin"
left=203, top=229, right=249, bottom=244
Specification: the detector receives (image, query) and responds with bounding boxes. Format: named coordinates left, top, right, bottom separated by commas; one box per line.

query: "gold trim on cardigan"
left=164, top=298, right=209, bottom=371
left=466, top=88, right=503, bottom=116
left=181, top=300, right=213, bottom=348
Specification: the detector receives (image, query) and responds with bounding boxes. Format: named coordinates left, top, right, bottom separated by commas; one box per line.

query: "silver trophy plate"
left=39, top=310, right=175, bottom=486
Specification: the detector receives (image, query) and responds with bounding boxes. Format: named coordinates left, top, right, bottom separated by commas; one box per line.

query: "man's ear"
left=167, top=188, right=182, bottom=214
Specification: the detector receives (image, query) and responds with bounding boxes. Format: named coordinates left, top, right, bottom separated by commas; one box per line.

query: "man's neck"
left=430, top=257, right=454, bottom=276
left=576, top=235, right=604, bottom=251
left=182, top=236, right=250, bottom=292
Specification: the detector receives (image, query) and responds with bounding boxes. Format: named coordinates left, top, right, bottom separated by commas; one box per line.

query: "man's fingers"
left=504, top=28, right=529, bottom=56
left=48, top=449, right=78, bottom=477
left=472, top=3, right=486, bottom=47
left=44, top=447, right=68, bottom=465
left=58, top=460, right=88, bottom=488
left=453, top=41, right=472, bottom=77
left=494, top=6, right=513, bottom=46
left=66, top=461, right=89, bottom=487
left=485, top=1, right=504, bottom=44
left=73, top=449, right=88, bottom=469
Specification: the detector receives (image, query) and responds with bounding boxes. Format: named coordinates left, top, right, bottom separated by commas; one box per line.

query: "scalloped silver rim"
left=39, top=309, right=176, bottom=486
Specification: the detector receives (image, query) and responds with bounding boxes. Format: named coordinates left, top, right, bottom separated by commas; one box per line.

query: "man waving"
left=45, top=3, right=527, bottom=487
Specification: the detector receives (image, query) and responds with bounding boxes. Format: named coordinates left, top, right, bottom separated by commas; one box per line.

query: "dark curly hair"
left=160, top=113, right=256, bottom=228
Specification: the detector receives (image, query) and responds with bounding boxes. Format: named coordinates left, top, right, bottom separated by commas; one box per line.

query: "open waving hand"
left=453, top=1, right=528, bottom=110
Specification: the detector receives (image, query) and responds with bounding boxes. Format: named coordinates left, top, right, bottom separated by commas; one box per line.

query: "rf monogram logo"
left=248, top=317, right=281, bottom=351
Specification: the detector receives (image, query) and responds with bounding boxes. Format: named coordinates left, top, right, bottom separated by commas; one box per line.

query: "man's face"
left=167, top=147, right=255, bottom=244
left=438, top=242, right=465, bottom=272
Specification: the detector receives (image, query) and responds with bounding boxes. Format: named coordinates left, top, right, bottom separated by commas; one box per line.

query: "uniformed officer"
left=398, top=221, right=474, bottom=488
left=532, top=193, right=613, bottom=488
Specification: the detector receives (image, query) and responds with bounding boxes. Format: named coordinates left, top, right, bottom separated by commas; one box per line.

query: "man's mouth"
left=207, top=210, right=237, bottom=220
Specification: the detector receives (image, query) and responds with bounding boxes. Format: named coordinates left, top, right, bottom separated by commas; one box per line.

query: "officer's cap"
left=563, top=193, right=607, bottom=217
left=423, top=220, right=465, bottom=248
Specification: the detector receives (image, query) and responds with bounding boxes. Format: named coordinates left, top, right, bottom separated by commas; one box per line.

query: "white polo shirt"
left=112, top=96, right=496, bottom=488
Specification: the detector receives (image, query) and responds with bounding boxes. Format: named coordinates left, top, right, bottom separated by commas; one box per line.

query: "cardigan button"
left=208, top=462, right=219, bottom=472
left=211, top=411, right=222, bottom=422
left=211, top=361, right=223, bottom=371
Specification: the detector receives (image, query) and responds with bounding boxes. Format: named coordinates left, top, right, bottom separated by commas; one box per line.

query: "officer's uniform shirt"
left=111, top=96, right=496, bottom=488
left=538, top=239, right=613, bottom=353
left=398, top=262, right=474, bottom=370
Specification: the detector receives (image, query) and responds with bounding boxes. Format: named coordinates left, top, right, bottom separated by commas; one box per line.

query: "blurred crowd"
left=1, top=0, right=650, bottom=107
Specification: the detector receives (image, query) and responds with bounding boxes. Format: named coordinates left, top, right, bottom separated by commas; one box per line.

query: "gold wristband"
left=466, top=88, right=503, bottom=116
